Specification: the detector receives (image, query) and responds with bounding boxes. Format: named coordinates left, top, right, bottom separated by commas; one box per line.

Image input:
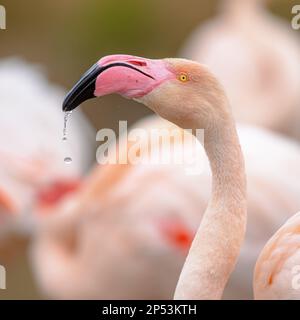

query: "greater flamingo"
left=181, top=0, right=300, bottom=140
left=62, top=54, right=247, bottom=299
left=31, top=55, right=300, bottom=299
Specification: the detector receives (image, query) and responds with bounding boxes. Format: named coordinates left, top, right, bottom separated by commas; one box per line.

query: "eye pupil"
left=179, top=74, right=188, bottom=82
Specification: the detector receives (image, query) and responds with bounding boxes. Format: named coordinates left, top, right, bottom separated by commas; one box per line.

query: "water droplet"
left=63, top=111, right=72, bottom=141
left=63, top=112, right=73, bottom=163
left=64, top=157, right=72, bottom=164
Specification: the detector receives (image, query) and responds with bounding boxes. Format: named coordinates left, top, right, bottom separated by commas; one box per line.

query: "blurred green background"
left=0, top=0, right=296, bottom=133
left=0, top=0, right=297, bottom=299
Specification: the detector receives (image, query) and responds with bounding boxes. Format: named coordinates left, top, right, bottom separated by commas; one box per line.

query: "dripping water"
left=63, top=111, right=73, bottom=164
left=63, top=111, right=72, bottom=140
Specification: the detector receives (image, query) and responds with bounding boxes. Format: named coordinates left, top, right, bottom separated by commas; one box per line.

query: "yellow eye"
left=178, top=73, right=188, bottom=82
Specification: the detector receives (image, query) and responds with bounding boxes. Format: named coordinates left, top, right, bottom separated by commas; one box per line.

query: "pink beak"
left=63, top=54, right=173, bottom=112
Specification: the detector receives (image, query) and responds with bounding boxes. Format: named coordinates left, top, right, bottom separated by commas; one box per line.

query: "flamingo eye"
left=178, top=73, right=189, bottom=82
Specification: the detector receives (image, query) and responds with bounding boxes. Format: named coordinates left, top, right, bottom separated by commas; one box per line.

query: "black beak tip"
left=62, top=85, right=97, bottom=112
left=62, top=63, right=101, bottom=112
left=62, top=92, right=82, bottom=112
left=62, top=97, right=74, bottom=112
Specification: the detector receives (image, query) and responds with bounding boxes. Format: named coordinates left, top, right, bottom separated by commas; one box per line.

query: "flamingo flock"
left=29, top=111, right=300, bottom=299
left=1, top=0, right=300, bottom=300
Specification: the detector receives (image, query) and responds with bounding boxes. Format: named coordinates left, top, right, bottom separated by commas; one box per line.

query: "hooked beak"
left=63, top=61, right=155, bottom=112
left=62, top=63, right=102, bottom=112
left=62, top=55, right=174, bottom=112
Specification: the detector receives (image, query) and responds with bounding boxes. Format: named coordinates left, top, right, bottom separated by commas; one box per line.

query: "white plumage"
left=0, top=58, right=94, bottom=227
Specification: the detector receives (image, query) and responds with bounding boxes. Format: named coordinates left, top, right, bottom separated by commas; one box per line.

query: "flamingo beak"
left=62, top=55, right=173, bottom=112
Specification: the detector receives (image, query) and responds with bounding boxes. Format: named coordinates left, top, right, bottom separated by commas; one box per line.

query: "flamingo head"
left=63, top=54, right=228, bottom=129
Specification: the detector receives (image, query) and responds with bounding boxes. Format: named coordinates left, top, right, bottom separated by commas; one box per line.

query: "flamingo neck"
left=205, top=120, right=246, bottom=210
left=174, top=102, right=247, bottom=299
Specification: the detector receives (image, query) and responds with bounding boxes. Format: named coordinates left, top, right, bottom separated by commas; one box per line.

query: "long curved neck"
left=174, top=100, right=247, bottom=299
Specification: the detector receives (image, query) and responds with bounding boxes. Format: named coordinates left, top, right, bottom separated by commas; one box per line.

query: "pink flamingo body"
left=254, top=212, right=300, bottom=299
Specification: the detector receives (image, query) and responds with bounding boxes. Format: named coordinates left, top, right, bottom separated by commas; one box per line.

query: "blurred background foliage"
left=0, top=0, right=297, bottom=133
left=0, top=0, right=297, bottom=299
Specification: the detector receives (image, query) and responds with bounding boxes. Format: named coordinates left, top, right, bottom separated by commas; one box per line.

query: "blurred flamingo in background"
left=0, top=58, right=94, bottom=263
left=0, top=187, right=16, bottom=225
left=30, top=55, right=300, bottom=299
left=30, top=115, right=207, bottom=299
left=181, top=0, right=300, bottom=140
